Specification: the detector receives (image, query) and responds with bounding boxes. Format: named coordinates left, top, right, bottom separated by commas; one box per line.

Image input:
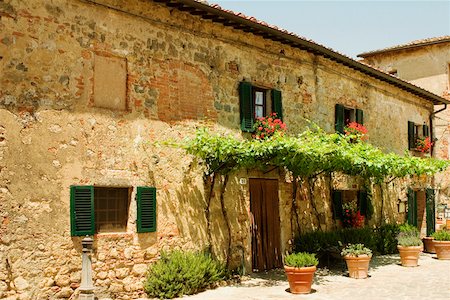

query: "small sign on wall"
left=398, top=202, right=406, bottom=213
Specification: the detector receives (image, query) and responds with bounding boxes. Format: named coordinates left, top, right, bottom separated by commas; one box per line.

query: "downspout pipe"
left=430, top=104, right=447, bottom=158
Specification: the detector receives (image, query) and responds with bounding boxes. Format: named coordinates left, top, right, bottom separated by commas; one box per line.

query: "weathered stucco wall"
left=0, top=0, right=437, bottom=299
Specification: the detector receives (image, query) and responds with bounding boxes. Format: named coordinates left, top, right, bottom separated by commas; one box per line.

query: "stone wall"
left=0, top=0, right=436, bottom=299
left=360, top=42, right=450, bottom=220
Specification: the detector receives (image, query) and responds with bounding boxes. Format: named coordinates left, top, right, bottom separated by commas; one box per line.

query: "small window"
left=407, top=121, right=430, bottom=150
left=253, top=88, right=267, bottom=119
left=94, top=187, right=130, bottom=233
left=335, top=104, right=363, bottom=134
left=332, top=190, right=369, bottom=221
left=239, top=82, right=283, bottom=132
left=70, top=185, right=157, bottom=236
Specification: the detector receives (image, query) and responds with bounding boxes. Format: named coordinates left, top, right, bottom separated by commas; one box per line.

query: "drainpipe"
left=429, top=103, right=447, bottom=234
left=430, top=104, right=447, bottom=158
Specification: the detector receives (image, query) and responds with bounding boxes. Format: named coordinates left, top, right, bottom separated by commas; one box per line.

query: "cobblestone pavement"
left=181, top=253, right=450, bottom=300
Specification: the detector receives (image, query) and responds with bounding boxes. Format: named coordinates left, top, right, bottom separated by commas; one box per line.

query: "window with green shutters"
left=335, top=104, right=363, bottom=134
left=407, top=188, right=418, bottom=226
left=425, top=188, right=436, bottom=236
left=70, top=185, right=95, bottom=236
left=408, top=121, right=430, bottom=150
left=70, top=186, right=157, bottom=236
left=136, top=187, right=157, bottom=233
left=332, top=190, right=343, bottom=220
left=357, top=190, right=369, bottom=217
left=239, top=81, right=283, bottom=132
left=332, top=190, right=370, bottom=221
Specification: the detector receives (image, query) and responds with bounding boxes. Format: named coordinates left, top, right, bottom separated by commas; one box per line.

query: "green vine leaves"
left=177, top=127, right=450, bottom=182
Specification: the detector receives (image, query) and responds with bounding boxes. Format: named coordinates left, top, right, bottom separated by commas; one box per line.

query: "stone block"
left=13, top=277, right=29, bottom=291
left=131, top=264, right=147, bottom=276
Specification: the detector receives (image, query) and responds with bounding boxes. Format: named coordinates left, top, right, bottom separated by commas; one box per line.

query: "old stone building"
left=359, top=36, right=450, bottom=229
left=0, top=0, right=449, bottom=299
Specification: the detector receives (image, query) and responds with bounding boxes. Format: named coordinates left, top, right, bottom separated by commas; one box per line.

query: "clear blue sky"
left=213, top=1, right=450, bottom=58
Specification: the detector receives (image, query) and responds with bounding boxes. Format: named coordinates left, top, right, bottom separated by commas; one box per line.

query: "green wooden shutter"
left=407, top=188, right=417, bottom=226
left=137, top=187, right=157, bottom=233
left=358, top=190, right=368, bottom=216
left=408, top=121, right=415, bottom=150
left=423, top=125, right=430, bottom=137
left=332, top=190, right=343, bottom=220
left=271, top=89, right=283, bottom=121
left=70, top=186, right=95, bottom=236
left=426, top=188, right=436, bottom=236
left=356, top=109, right=364, bottom=125
left=335, top=104, right=345, bottom=134
left=239, top=82, right=254, bottom=132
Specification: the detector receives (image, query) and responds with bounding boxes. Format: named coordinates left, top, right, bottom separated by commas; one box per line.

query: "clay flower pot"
left=433, top=241, right=450, bottom=260
left=422, top=237, right=436, bottom=253
left=344, top=255, right=372, bottom=279
left=397, top=245, right=422, bottom=267
left=284, top=265, right=316, bottom=294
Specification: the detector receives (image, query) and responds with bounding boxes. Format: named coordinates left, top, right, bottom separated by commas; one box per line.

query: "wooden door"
left=250, top=179, right=282, bottom=271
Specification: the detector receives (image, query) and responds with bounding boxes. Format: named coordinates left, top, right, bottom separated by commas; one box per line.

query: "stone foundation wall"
left=0, top=0, right=436, bottom=299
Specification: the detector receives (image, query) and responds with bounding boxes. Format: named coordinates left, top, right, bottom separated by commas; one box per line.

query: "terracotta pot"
left=284, top=265, right=316, bottom=294
left=397, top=245, right=422, bottom=267
left=433, top=240, right=450, bottom=260
left=422, top=237, right=436, bottom=253
left=344, top=255, right=371, bottom=279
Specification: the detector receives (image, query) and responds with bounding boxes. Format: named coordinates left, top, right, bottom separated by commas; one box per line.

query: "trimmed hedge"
left=294, top=224, right=402, bottom=264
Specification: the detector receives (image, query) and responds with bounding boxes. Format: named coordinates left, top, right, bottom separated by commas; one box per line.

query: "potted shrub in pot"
left=431, top=230, right=450, bottom=260
left=397, top=224, right=423, bottom=267
left=341, top=243, right=372, bottom=279
left=422, top=236, right=436, bottom=253
left=284, top=252, right=318, bottom=294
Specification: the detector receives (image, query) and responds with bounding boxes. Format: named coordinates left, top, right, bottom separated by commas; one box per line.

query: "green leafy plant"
left=284, top=252, right=319, bottom=268
left=431, top=230, right=450, bottom=241
left=397, top=235, right=423, bottom=247
left=375, top=224, right=401, bottom=254
left=144, top=250, right=226, bottom=299
left=341, top=243, right=372, bottom=257
left=398, top=223, right=420, bottom=236
left=180, top=127, right=449, bottom=179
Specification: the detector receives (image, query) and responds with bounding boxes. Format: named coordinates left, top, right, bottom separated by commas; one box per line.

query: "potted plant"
left=284, top=252, right=318, bottom=294
left=422, top=236, right=436, bottom=253
left=397, top=224, right=423, bottom=267
left=431, top=230, right=450, bottom=260
left=341, top=243, right=372, bottom=279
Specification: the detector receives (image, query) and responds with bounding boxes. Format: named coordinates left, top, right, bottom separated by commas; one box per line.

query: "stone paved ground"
left=181, top=253, right=450, bottom=300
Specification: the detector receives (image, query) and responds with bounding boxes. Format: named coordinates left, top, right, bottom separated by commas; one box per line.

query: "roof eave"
left=154, top=0, right=450, bottom=106
left=358, top=39, right=450, bottom=58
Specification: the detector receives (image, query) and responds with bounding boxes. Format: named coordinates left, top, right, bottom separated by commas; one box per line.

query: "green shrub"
left=284, top=252, right=318, bottom=268
left=397, top=224, right=421, bottom=247
left=432, top=230, right=450, bottom=241
left=341, top=243, right=372, bottom=257
left=144, top=250, right=226, bottom=299
left=376, top=224, right=401, bottom=254
left=397, top=235, right=423, bottom=247
left=398, top=224, right=419, bottom=236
